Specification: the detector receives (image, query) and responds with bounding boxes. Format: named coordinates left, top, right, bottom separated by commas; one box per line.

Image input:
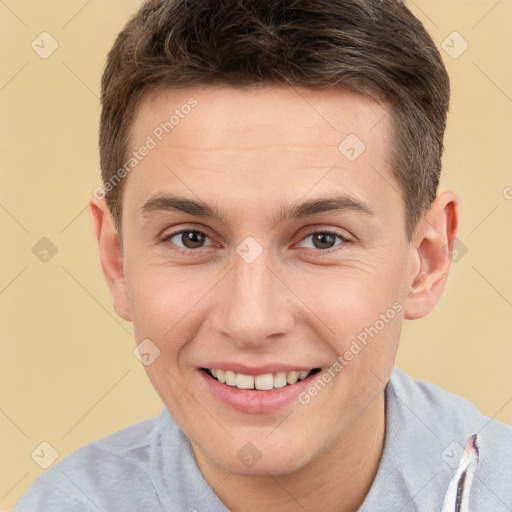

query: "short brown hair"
left=100, top=0, right=450, bottom=240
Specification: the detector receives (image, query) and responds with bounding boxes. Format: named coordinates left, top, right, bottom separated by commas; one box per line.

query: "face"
left=114, top=85, right=419, bottom=476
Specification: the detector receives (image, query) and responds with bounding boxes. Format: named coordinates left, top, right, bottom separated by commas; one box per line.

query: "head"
left=91, top=0, right=458, bottom=477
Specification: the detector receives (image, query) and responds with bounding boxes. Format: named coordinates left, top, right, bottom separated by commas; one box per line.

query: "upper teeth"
left=209, top=369, right=312, bottom=390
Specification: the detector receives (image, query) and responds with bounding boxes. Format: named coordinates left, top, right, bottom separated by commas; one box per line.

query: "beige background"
left=1, top=0, right=511, bottom=508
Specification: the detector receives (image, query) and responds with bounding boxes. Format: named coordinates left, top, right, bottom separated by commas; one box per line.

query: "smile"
left=202, top=367, right=321, bottom=390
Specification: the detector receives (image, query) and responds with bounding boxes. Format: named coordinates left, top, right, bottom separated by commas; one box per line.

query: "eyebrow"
left=140, top=194, right=376, bottom=225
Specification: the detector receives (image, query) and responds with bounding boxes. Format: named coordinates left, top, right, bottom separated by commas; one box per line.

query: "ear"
left=404, top=191, right=459, bottom=320
left=89, top=195, right=132, bottom=322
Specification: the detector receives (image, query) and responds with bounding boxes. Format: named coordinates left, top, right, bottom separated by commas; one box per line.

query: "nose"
left=210, top=247, right=295, bottom=349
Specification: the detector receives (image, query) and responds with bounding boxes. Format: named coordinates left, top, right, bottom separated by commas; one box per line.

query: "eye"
left=297, top=230, right=349, bottom=252
left=161, top=229, right=216, bottom=254
left=160, top=228, right=350, bottom=256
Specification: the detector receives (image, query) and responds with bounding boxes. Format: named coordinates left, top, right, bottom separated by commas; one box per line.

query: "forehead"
left=131, top=84, right=389, bottom=150
left=123, top=84, right=400, bottom=228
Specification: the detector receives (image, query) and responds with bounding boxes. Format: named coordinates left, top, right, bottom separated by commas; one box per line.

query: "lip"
left=197, top=367, right=322, bottom=414
left=199, top=363, right=317, bottom=376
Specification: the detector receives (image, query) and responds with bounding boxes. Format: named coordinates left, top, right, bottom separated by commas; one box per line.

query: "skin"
left=90, top=84, right=459, bottom=511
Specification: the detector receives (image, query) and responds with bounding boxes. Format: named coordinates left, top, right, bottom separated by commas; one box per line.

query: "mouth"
left=201, top=367, right=322, bottom=391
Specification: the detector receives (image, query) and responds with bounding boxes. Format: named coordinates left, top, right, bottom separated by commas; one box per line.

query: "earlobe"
left=89, top=196, right=132, bottom=322
left=404, top=191, right=459, bottom=320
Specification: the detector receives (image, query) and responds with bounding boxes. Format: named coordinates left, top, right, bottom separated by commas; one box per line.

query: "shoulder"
left=386, top=366, right=512, bottom=510
left=13, top=408, right=173, bottom=512
left=388, top=366, right=512, bottom=441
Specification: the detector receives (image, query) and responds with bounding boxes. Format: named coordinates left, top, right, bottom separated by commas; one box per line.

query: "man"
left=14, top=0, right=512, bottom=510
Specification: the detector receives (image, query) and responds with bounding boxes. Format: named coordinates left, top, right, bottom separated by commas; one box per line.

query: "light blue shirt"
left=13, top=367, right=512, bottom=511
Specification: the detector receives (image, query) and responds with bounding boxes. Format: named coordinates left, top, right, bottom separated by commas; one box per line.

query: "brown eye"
left=179, top=230, right=206, bottom=249
left=162, top=229, right=213, bottom=252
left=311, top=233, right=337, bottom=250
left=299, top=231, right=347, bottom=251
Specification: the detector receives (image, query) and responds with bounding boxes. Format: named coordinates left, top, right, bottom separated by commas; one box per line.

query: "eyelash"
left=160, top=228, right=351, bottom=257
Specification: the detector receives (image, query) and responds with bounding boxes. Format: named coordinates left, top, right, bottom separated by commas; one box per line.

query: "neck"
left=193, top=392, right=386, bottom=512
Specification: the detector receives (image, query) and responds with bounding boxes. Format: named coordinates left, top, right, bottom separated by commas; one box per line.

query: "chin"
left=227, top=453, right=311, bottom=477
left=201, top=435, right=318, bottom=477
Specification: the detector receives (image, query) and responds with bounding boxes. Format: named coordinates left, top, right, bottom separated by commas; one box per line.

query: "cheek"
left=124, top=265, right=207, bottom=423
left=125, top=264, right=206, bottom=342
left=296, top=264, right=404, bottom=342
left=290, top=260, right=405, bottom=389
